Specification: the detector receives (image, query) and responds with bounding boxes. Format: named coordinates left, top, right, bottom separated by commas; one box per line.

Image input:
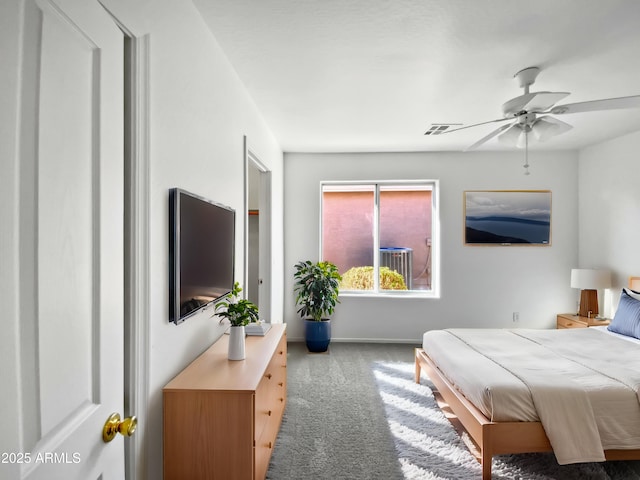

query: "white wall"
left=578, top=130, right=640, bottom=316
left=284, top=151, right=579, bottom=342
left=105, top=2, right=284, bottom=479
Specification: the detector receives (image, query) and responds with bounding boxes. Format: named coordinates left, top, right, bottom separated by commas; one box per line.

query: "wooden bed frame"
left=414, top=275, right=640, bottom=480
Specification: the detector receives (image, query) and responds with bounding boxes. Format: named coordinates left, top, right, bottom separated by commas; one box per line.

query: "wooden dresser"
left=163, top=324, right=287, bottom=480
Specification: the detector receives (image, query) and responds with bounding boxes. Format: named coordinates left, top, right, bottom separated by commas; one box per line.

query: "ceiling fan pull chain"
left=523, top=131, right=530, bottom=175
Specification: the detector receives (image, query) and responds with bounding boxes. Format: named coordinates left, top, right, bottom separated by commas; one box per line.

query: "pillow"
left=608, top=290, right=640, bottom=339
left=624, top=287, right=640, bottom=302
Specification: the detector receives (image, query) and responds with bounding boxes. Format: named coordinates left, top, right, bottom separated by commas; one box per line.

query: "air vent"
left=424, top=124, right=461, bottom=135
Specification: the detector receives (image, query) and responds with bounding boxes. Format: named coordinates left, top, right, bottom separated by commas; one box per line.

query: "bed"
left=414, top=276, right=640, bottom=479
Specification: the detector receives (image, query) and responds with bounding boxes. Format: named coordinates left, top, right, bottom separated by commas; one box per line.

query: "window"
left=321, top=181, right=438, bottom=296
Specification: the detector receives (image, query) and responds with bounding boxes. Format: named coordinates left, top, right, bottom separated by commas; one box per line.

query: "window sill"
left=339, top=291, right=439, bottom=300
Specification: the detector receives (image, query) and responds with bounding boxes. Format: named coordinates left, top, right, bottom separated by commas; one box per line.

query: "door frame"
left=122, top=33, right=150, bottom=480
left=102, top=4, right=151, bottom=478
left=243, top=137, right=272, bottom=321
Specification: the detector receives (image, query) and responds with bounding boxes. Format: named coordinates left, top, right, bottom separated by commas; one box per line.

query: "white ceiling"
left=194, top=0, right=640, bottom=153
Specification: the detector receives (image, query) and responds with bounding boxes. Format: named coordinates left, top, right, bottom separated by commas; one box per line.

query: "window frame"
left=320, top=179, right=440, bottom=298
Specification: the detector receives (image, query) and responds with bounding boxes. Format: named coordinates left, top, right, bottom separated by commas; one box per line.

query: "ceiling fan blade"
left=531, top=116, right=573, bottom=142
left=426, top=117, right=510, bottom=135
left=502, top=91, right=570, bottom=116
left=497, top=123, right=523, bottom=147
left=549, top=95, right=640, bottom=115
left=464, top=124, right=512, bottom=151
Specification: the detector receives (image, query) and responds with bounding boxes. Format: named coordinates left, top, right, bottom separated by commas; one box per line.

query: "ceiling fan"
left=433, top=66, right=640, bottom=153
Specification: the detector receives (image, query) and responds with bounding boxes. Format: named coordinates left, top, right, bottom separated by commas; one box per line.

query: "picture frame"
left=464, top=190, right=551, bottom=246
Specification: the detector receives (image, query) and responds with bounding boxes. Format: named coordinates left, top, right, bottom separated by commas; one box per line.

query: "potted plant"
left=293, top=260, right=342, bottom=352
left=215, top=282, right=259, bottom=360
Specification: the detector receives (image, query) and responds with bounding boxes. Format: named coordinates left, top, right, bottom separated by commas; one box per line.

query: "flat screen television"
left=169, top=188, right=235, bottom=324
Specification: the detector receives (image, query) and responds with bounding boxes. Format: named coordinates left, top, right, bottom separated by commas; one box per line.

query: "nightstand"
left=556, top=313, right=611, bottom=329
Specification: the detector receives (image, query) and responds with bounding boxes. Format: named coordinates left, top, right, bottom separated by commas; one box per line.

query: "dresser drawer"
left=255, top=338, right=287, bottom=440
left=254, top=379, right=271, bottom=441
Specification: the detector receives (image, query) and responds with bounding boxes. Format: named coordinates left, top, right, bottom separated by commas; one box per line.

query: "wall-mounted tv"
left=169, top=188, right=235, bottom=324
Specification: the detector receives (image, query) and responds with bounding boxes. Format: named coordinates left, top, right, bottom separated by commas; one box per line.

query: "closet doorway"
left=244, top=140, right=272, bottom=321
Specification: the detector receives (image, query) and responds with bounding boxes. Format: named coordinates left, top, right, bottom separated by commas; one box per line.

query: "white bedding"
left=592, top=324, right=640, bottom=344
left=422, top=327, right=640, bottom=465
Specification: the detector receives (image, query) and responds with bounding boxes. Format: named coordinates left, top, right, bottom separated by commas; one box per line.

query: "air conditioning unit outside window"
left=380, top=247, right=413, bottom=289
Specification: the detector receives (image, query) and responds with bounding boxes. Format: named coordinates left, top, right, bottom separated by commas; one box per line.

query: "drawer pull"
left=279, top=350, right=284, bottom=355
left=278, top=382, right=284, bottom=387
left=279, top=398, right=284, bottom=403
left=265, top=373, right=272, bottom=379
left=267, top=410, right=272, bottom=416
left=268, top=442, right=272, bottom=449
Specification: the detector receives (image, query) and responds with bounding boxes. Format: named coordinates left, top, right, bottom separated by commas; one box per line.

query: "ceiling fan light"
left=497, top=123, right=522, bottom=146
left=516, top=130, right=528, bottom=149
left=531, top=121, right=553, bottom=142
left=532, top=116, right=573, bottom=142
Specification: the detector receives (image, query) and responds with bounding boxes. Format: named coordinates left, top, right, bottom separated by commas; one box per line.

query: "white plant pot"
left=228, top=326, right=246, bottom=360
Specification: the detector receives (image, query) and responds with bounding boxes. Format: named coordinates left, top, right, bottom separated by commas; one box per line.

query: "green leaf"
left=293, top=260, right=341, bottom=321
left=214, top=281, right=260, bottom=326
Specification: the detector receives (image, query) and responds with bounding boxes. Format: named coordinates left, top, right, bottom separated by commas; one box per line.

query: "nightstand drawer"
left=557, top=315, right=587, bottom=329
left=556, top=313, right=610, bottom=329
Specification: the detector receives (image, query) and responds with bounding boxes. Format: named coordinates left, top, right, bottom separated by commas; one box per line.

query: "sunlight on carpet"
left=372, top=361, right=640, bottom=480
left=373, top=362, right=481, bottom=479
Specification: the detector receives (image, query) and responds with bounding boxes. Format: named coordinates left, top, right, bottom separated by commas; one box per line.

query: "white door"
left=17, top=0, right=126, bottom=478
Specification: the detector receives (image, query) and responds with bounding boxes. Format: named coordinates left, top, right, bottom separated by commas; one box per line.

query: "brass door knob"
left=103, top=413, right=137, bottom=443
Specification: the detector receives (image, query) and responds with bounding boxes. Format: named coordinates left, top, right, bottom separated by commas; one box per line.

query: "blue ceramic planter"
left=305, top=319, right=331, bottom=352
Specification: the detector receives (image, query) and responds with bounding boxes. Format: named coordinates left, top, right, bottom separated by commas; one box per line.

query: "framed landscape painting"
left=464, top=190, right=552, bottom=246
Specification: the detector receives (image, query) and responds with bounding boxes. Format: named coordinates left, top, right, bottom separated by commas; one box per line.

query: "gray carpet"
left=267, top=342, right=640, bottom=480
left=266, top=342, right=408, bottom=479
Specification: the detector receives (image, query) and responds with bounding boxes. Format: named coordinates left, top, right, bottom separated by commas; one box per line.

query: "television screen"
left=169, top=188, right=235, bottom=324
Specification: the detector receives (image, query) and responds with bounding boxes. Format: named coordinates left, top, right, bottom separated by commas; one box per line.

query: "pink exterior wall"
left=322, top=191, right=374, bottom=271
left=322, top=190, right=432, bottom=289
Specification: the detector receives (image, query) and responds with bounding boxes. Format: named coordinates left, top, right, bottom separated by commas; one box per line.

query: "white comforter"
left=422, top=328, right=640, bottom=465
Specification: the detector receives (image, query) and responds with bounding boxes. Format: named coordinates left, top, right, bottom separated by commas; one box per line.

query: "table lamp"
left=570, top=268, right=611, bottom=317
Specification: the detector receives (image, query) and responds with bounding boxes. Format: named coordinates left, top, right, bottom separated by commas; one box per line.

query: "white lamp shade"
left=531, top=116, right=573, bottom=142
left=570, top=268, right=611, bottom=289
left=497, top=123, right=523, bottom=146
